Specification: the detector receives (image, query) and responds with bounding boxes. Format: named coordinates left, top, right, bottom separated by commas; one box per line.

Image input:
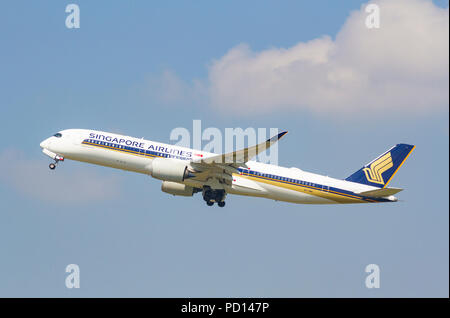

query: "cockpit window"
left=53, top=133, right=62, bottom=138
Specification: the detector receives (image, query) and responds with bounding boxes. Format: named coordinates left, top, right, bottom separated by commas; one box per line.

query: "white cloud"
left=206, top=0, right=449, bottom=117
left=146, top=70, right=207, bottom=106
left=0, top=150, right=121, bottom=204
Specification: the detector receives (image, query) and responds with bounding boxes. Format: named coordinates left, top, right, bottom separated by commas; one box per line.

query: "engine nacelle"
left=161, top=181, right=194, bottom=197
left=149, top=158, right=191, bottom=182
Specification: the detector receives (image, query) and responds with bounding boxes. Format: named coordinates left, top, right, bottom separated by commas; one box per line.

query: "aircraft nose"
left=40, top=138, right=50, bottom=149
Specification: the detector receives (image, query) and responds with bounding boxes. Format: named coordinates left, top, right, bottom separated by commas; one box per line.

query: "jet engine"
left=161, top=181, right=194, bottom=196
left=149, top=158, right=193, bottom=182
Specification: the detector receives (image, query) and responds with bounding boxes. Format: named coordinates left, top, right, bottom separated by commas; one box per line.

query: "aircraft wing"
left=188, top=131, right=287, bottom=185
left=192, top=131, right=288, bottom=166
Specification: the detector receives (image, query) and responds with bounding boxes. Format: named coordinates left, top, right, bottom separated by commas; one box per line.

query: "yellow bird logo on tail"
left=363, top=152, right=393, bottom=185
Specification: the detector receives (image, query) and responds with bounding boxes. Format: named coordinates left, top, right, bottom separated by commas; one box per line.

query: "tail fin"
left=345, top=144, right=415, bottom=188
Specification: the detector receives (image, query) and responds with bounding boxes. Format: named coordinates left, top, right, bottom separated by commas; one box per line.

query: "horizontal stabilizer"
left=357, top=187, right=403, bottom=198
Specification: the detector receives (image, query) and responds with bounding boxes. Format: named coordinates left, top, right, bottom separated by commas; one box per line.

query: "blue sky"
left=0, top=0, right=448, bottom=297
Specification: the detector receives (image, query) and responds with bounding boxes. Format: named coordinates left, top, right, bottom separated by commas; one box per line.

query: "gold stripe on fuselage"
left=237, top=173, right=370, bottom=204
left=83, top=141, right=373, bottom=204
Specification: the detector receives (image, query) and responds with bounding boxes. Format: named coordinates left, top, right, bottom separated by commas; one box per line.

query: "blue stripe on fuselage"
left=82, top=139, right=191, bottom=161
left=236, top=168, right=390, bottom=203
left=82, top=139, right=390, bottom=203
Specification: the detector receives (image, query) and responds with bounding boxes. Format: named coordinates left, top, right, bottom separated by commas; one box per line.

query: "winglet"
left=268, top=131, right=288, bottom=143
left=278, top=131, right=288, bottom=139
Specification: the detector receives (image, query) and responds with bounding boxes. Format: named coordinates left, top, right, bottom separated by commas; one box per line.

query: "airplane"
left=39, top=129, right=415, bottom=207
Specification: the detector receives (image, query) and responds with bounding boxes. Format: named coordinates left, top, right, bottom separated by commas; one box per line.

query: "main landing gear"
left=49, top=156, right=64, bottom=170
left=202, top=186, right=226, bottom=207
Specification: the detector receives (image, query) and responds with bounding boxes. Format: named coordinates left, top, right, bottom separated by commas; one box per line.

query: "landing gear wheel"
left=49, top=163, right=56, bottom=170
left=218, top=201, right=225, bottom=208
left=206, top=200, right=214, bottom=206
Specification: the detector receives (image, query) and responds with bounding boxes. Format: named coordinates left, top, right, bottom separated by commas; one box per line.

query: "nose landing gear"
left=48, top=155, right=64, bottom=170
left=202, top=187, right=226, bottom=207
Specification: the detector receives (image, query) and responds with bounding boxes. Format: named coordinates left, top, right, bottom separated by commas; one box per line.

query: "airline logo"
left=363, top=152, right=393, bottom=185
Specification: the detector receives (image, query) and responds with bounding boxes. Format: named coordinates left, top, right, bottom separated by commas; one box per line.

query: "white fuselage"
left=40, top=129, right=388, bottom=204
